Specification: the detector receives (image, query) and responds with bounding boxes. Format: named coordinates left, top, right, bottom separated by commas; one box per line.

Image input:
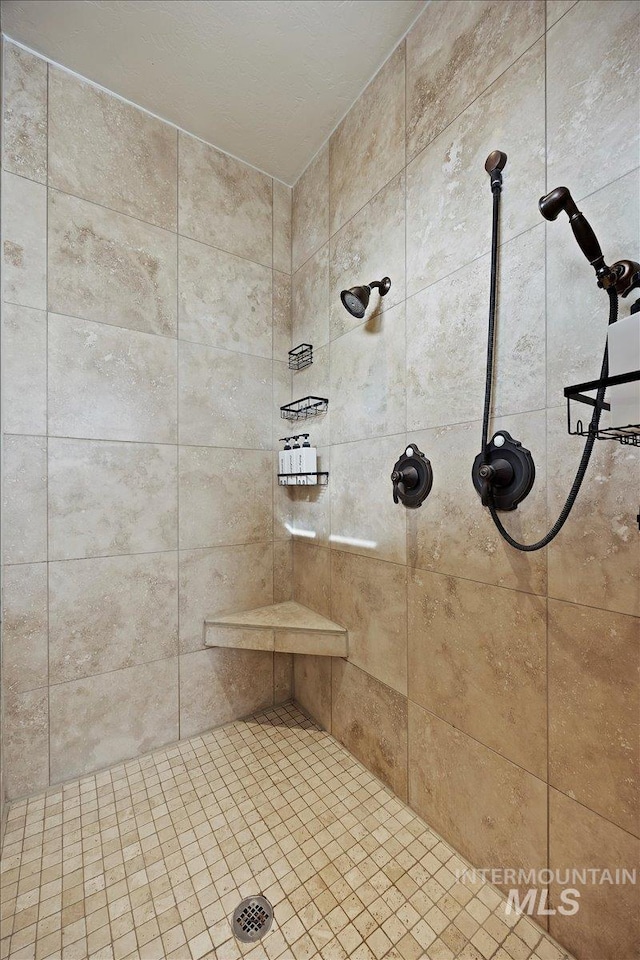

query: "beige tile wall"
left=289, top=3, right=640, bottom=959
left=1, top=40, right=295, bottom=803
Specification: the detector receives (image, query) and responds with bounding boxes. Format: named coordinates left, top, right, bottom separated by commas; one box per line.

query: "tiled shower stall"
left=1, top=2, right=639, bottom=960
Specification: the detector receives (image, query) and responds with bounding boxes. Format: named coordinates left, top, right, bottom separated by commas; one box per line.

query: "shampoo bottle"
left=290, top=435, right=302, bottom=484
left=279, top=438, right=292, bottom=485
left=300, top=434, right=317, bottom=482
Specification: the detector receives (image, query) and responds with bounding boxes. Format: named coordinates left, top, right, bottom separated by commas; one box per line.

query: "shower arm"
left=368, top=278, right=392, bottom=295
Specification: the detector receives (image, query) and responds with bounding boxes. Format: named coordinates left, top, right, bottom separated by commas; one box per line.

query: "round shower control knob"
left=472, top=431, right=535, bottom=511
left=391, top=443, right=433, bottom=508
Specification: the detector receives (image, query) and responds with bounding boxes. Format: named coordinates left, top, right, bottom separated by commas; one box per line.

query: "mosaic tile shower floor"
left=0, top=703, right=572, bottom=960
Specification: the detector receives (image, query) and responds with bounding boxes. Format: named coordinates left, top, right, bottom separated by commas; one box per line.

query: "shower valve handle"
left=391, top=444, right=433, bottom=509
left=478, top=459, right=513, bottom=506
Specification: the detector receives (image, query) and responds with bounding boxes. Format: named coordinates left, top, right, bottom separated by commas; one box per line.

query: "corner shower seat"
left=204, top=600, right=348, bottom=656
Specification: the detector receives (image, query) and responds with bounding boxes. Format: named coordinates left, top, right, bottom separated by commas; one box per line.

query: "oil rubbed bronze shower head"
left=340, top=278, right=391, bottom=318
left=540, top=186, right=640, bottom=297
left=484, top=150, right=507, bottom=175
left=485, top=150, right=507, bottom=191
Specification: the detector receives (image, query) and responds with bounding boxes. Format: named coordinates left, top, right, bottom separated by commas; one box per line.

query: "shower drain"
left=231, top=895, right=274, bottom=942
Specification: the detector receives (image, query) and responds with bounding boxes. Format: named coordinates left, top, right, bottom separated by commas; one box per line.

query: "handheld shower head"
left=538, top=185, right=579, bottom=222
left=539, top=186, right=640, bottom=297
left=340, top=277, right=391, bottom=318
left=485, top=150, right=507, bottom=191
left=539, top=185, right=610, bottom=282
left=484, top=150, right=507, bottom=175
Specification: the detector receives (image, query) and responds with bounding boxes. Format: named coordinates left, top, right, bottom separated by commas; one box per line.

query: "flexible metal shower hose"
left=481, top=184, right=619, bottom=551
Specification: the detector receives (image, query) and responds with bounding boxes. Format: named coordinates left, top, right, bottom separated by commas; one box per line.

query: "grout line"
left=45, top=56, right=52, bottom=792
left=547, top=0, right=579, bottom=30
left=5, top=431, right=280, bottom=452
left=544, top=3, right=552, bottom=911
left=176, top=127, right=181, bottom=744
left=42, top=301, right=277, bottom=363
left=4, top=541, right=283, bottom=567
left=403, top=42, right=411, bottom=800
left=44, top=653, right=182, bottom=691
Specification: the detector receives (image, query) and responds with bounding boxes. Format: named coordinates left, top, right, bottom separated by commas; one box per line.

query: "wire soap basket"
left=564, top=369, right=640, bottom=446
left=288, top=344, right=313, bottom=370
left=280, top=396, right=328, bottom=422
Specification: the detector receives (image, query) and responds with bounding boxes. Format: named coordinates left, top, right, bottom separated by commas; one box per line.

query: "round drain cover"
left=232, top=895, right=273, bottom=943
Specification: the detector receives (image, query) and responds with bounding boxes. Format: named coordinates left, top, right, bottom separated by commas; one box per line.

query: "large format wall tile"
left=49, top=552, right=179, bottom=684
left=178, top=235, right=272, bottom=356
left=48, top=313, right=177, bottom=444
left=547, top=0, right=640, bottom=200
left=48, top=438, right=177, bottom=560
left=2, top=303, right=46, bottom=434
left=178, top=341, right=272, bottom=448
left=408, top=570, right=547, bottom=777
left=49, top=659, right=179, bottom=782
left=549, top=790, right=639, bottom=960
left=331, top=551, right=407, bottom=696
left=273, top=271, right=292, bottom=361
left=292, top=145, right=329, bottom=272
left=332, top=659, right=408, bottom=799
left=406, top=0, right=544, bottom=162
left=2, top=172, right=46, bottom=309
left=406, top=225, right=545, bottom=431
left=179, top=648, right=273, bottom=738
left=2, top=435, right=47, bottom=564
left=49, top=68, right=177, bottom=229
left=273, top=180, right=292, bottom=275
left=293, top=541, right=331, bottom=617
left=408, top=703, right=547, bottom=893
left=2, top=563, right=48, bottom=695
left=178, top=132, right=272, bottom=267
left=330, top=302, right=406, bottom=446
left=291, top=243, right=330, bottom=350
left=329, top=44, right=405, bottom=236
left=548, top=599, right=639, bottom=835
left=329, top=173, right=405, bottom=340
left=293, top=654, right=332, bottom=731
left=179, top=543, right=273, bottom=652
left=48, top=190, right=178, bottom=336
left=2, top=42, right=47, bottom=183
left=331, top=434, right=407, bottom=565
left=406, top=40, right=545, bottom=297
left=546, top=170, right=639, bottom=404
left=178, top=446, right=272, bottom=548
left=3, top=689, right=49, bottom=800
left=547, top=406, right=639, bottom=616
left=407, top=412, right=547, bottom=596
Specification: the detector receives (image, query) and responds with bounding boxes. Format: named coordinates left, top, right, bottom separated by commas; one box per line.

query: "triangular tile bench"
left=204, top=600, right=348, bottom=656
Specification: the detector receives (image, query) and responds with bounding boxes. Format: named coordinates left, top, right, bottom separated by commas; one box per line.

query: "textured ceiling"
left=1, top=0, right=426, bottom=184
